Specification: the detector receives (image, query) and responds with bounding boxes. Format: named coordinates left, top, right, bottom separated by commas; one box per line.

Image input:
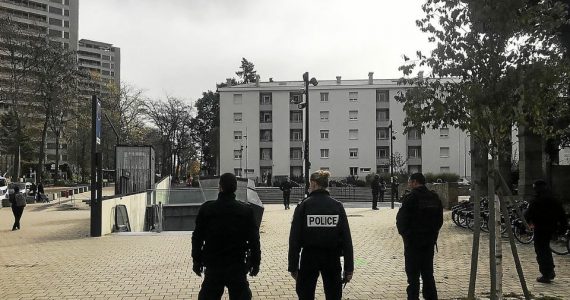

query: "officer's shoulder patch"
left=307, top=215, right=339, bottom=227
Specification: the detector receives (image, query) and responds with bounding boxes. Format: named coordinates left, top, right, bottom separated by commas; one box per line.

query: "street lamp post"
left=300, top=72, right=318, bottom=197
left=389, top=120, right=396, bottom=209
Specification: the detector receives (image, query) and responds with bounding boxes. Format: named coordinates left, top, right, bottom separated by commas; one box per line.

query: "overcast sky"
left=79, top=0, right=430, bottom=102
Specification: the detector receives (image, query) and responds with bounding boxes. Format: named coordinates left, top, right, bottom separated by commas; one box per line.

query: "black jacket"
left=524, top=192, right=567, bottom=234
left=396, top=186, right=443, bottom=246
left=191, top=192, right=261, bottom=269
left=280, top=181, right=292, bottom=193
left=288, top=189, right=354, bottom=272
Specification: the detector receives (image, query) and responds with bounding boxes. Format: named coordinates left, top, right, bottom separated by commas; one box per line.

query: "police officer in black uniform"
left=524, top=179, right=568, bottom=283
left=371, top=174, right=380, bottom=210
left=288, top=170, right=354, bottom=300
left=192, top=173, right=261, bottom=300
left=396, top=173, right=443, bottom=300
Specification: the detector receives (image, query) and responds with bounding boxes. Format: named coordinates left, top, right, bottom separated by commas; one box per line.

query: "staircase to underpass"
left=255, top=187, right=396, bottom=204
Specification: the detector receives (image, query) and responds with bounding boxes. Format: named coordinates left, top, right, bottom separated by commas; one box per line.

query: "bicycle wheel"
left=513, top=225, right=534, bottom=244
left=550, top=233, right=569, bottom=255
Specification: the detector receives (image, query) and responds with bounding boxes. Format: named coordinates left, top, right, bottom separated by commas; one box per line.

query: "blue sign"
left=96, top=99, right=101, bottom=145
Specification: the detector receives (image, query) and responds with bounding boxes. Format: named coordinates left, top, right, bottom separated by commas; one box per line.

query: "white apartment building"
left=218, top=74, right=471, bottom=181
left=78, top=39, right=121, bottom=88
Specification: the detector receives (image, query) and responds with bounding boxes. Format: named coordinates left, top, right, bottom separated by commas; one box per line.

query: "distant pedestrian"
left=524, top=180, right=568, bottom=283
left=396, top=173, right=443, bottom=300
left=371, top=174, right=380, bottom=210
left=391, top=176, right=400, bottom=202
left=266, top=172, right=272, bottom=187
left=36, top=182, right=46, bottom=202
left=379, top=178, right=386, bottom=203
left=192, top=173, right=261, bottom=300
left=288, top=170, right=354, bottom=300
left=280, top=177, right=293, bottom=210
left=10, top=185, right=27, bottom=231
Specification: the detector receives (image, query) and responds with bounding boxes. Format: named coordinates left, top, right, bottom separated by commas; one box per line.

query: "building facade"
left=0, top=0, right=79, bottom=50
left=218, top=74, right=472, bottom=182
left=78, top=39, right=121, bottom=88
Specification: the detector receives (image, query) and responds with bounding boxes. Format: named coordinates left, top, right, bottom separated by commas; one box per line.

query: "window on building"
left=376, top=146, right=389, bottom=159
left=233, top=94, right=242, bottom=104
left=260, top=93, right=272, bottom=105
left=234, top=113, right=243, bottom=123
left=320, top=149, right=330, bottom=158
left=234, top=131, right=242, bottom=141
left=320, top=111, right=329, bottom=121
left=320, top=130, right=329, bottom=140
left=440, top=147, right=450, bottom=158
left=290, top=130, right=303, bottom=141
left=102, top=70, right=110, bottom=76
left=49, top=6, right=62, bottom=14
left=349, top=92, right=358, bottom=102
left=440, top=128, right=450, bottom=138
left=377, top=127, right=389, bottom=140
left=349, top=167, right=358, bottom=176
left=260, top=130, right=272, bottom=142
left=64, top=31, right=69, bottom=39
left=349, top=129, right=358, bottom=140
left=377, top=165, right=389, bottom=174
left=349, top=148, right=359, bottom=158
left=110, top=71, right=114, bottom=76
left=62, top=155, right=68, bottom=161
left=290, top=111, right=302, bottom=123
left=349, top=110, right=358, bottom=120
left=102, top=55, right=111, bottom=61
left=376, top=90, right=389, bottom=102
left=290, top=93, right=302, bottom=104
left=408, top=128, right=421, bottom=140
left=291, top=166, right=303, bottom=178
left=290, top=148, right=302, bottom=160
left=440, top=166, right=450, bottom=173
left=102, top=63, right=110, bottom=68
left=234, top=168, right=242, bottom=176
left=48, top=29, right=62, bottom=38
left=234, top=150, right=242, bottom=160
left=320, top=92, right=329, bottom=102
left=49, top=18, right=62, bottom=26
left=64, top=9, right=69, bottom=16
left=260, top=111, right=272, bottom=123
left=64, top=20, right=69, bottom=28
left=376, top=109, right=389, bottom=121
left=260, top=148, right=272, bottom=160
left=408, top=165, right=422, bottom=174
left=408, top=146, right=422, bottom=158
left=360, top=168, right=371, bottom=173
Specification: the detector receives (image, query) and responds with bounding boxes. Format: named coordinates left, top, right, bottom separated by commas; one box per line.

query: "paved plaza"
left=1, top=198, right=569, bottom=300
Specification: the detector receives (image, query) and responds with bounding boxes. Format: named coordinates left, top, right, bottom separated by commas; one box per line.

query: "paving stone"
left=1, top=200, right=569, bottom=299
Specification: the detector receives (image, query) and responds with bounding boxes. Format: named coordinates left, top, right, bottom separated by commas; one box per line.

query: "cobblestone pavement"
left=1, top=200, right=569, bottom=300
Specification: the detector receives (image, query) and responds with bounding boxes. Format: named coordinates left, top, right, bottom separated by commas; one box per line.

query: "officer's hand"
left=528, top=223, right=535, bottom=230
left=290, top=271, right=298, bottom=280
left=192, top=263, right=203, bottom=277
left=342, top=271, right=353, bottom=283
left=249, top=265, right=260, bottom=277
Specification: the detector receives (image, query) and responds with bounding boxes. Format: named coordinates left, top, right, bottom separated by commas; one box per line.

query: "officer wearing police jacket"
left=396, top=173, right=443, bottom=300
left=192, top=173, right=261, bottom=300
left=288, top=170, right=354, bottom=300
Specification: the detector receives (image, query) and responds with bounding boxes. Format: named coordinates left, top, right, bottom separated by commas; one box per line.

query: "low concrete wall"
left=101, top=192, right=147, bottom=235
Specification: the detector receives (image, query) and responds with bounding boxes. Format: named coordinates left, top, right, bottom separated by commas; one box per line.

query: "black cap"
left=219, top=173, right=237, bottom=194
left=409, top=173, right=426, bottom=185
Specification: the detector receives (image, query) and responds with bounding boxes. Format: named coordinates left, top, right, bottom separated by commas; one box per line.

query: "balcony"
left=407, top=139, right=422, bottom=146
left=259, top=123, right=272, bottom=130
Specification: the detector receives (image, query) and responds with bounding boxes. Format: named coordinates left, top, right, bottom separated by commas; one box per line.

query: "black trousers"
left=11, top=206, right=24, bottom=229
left=296, top=250, right=342, bottom=300
left=283, top=192, right=291, bottom=208
left=404, top=242, right=438, bottom=300
left=372, top=192, right=379, bottom=208
left=534, top=232, right=555, bottom=278
left=198, top=265, right=251, bottom=300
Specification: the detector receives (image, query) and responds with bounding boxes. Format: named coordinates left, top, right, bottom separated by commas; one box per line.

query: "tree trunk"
left=54, top=130, right=60, bottom=181
left=11, top=118, right=22, bottom=181
left=37, top=116, right=49, bottom=181
left=468, top=139, right=483, bottom=299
